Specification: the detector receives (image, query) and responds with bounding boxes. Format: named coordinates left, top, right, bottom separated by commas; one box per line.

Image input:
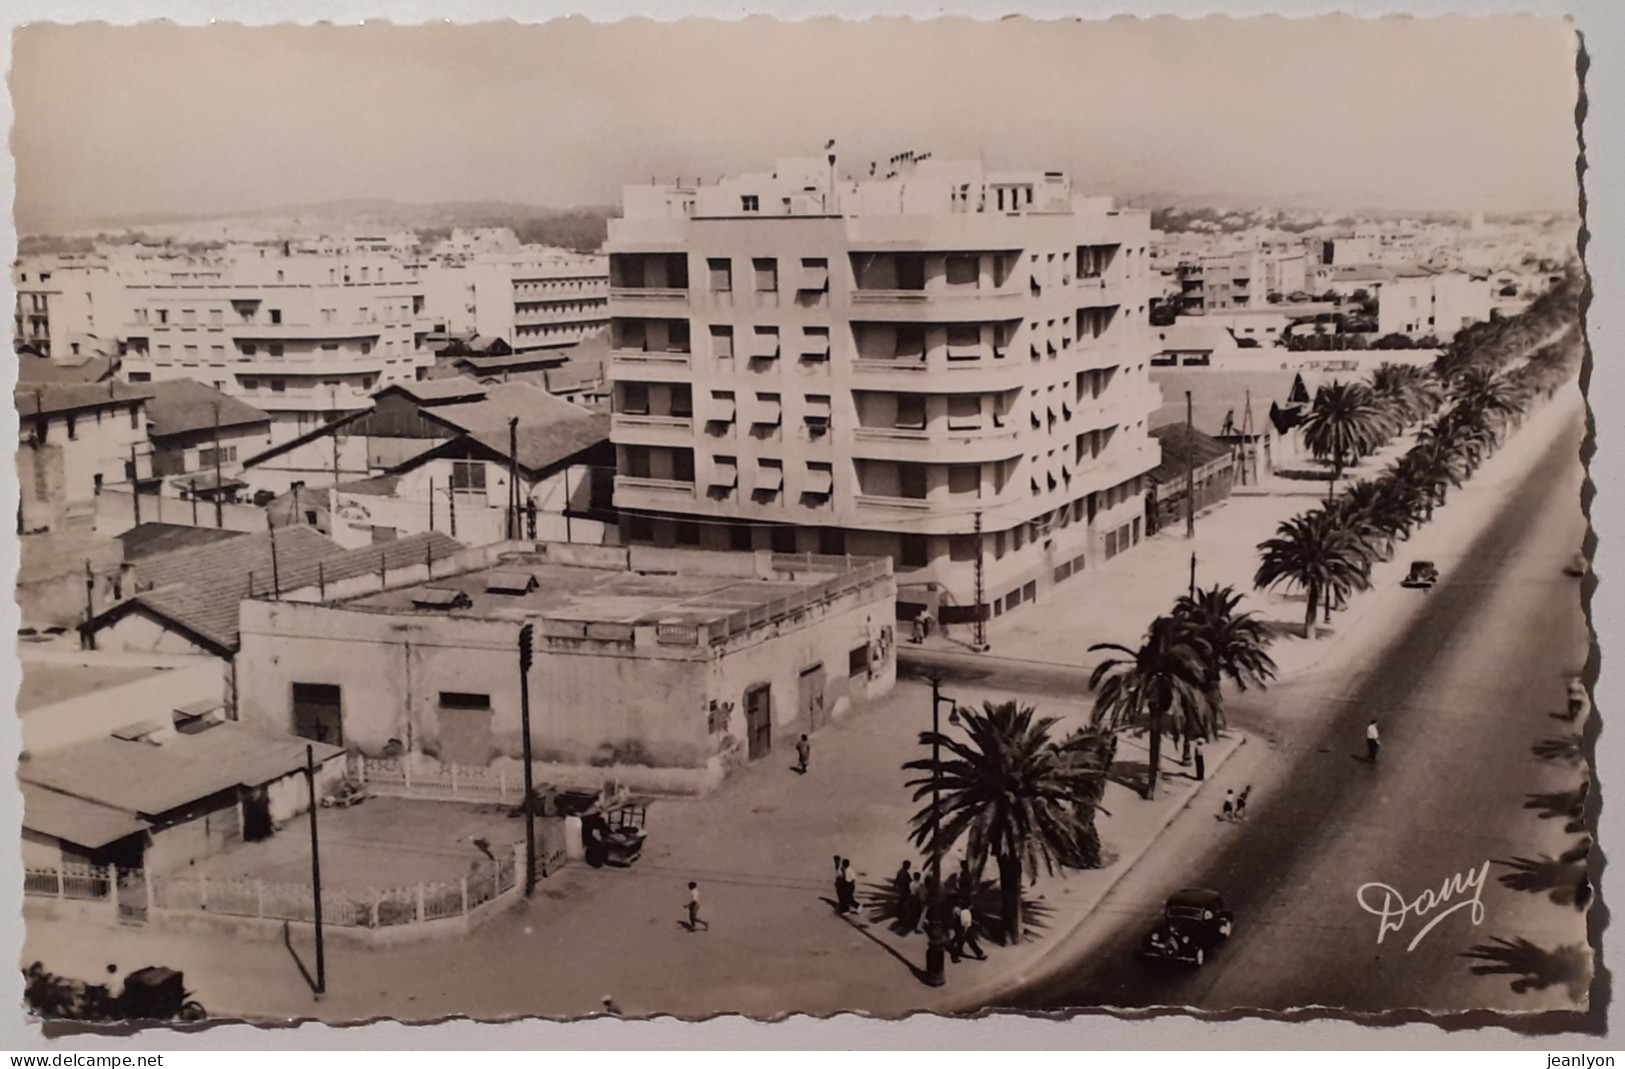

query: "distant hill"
left=17, top=199, right=622, bottom=251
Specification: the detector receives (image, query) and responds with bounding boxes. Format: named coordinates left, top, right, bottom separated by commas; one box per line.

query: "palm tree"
left=903, top=701, right=1099, bottom=946
left=1255, top=509, right=1374, bottom=639
left=1172, top=585, right=1277, bottom=725
left=1449, top=366, right=1524, bottom=436
left=1088, top=615, right=1213, bottom=801
left=1369, top=362, right=1443, bottom=430
left=1335, top=478, right=1415, bottom=560
left=1301, top=380, right=1389, bottom=497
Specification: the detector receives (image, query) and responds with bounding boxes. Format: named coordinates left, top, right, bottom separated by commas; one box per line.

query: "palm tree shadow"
left=1530, top=735, right=1585, bottom=763
left=1460, top=936, right=1591, bottom=1002
left=1108, top=757, right=1151, bottom=794
left=858, top=877, right=1054, bottom=946
left=1525, top=785, right=1589, bottom=834
left=1495, top=854, right=1589, bottom=906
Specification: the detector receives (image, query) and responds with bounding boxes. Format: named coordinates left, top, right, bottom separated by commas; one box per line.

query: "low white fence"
left=359, top=756, right=523, bottom=805
left=24, top=863, right=112, bottom=901
left=148, top=850, right=520, bottom=930
left=26, top=853, right=521, bottom=931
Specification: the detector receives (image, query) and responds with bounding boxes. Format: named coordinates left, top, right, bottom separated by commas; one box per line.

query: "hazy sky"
left=10, top=16, right=1581, bottom=228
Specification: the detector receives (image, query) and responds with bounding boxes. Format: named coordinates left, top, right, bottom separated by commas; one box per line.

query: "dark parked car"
left=1141, top=889, right=1234, bottom=967
left=1401, top=560, right=1439, bottom=590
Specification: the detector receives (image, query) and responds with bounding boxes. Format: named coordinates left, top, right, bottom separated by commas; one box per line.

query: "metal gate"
left=745, top=685, right=772, bottom=760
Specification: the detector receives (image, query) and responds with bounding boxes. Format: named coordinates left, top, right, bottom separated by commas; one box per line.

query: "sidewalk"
left=21, top=681, right=1248, bottom=1023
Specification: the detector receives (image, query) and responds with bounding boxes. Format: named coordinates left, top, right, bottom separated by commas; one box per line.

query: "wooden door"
left=745, top=685, right=772, bottom=760
left=800, top=663, right=827, bottom=731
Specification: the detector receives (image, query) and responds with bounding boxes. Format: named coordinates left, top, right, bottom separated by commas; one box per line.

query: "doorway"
left=291, top=683, right=344, bottom=746
left=799, top=663, right=827, bottom=731
left=745, top=684, right=772, bottom=760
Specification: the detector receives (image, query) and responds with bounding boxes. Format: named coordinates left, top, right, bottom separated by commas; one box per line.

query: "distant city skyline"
left=12, top=16, right=1582, bottom=233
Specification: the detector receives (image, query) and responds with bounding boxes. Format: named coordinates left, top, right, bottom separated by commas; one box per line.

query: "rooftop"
left=22, top=783, right=150, bottom=850
left=20, top=720, right=343, bottom=820
left=405, top=381, right=611, bottom=475
left=17, top=662, right=168, bottom=715
left=15, top=382, right=152, bottom=419
left=17, top=353, right=116, bottom=385
left=142, top=379, right=272, bottom=438
left=97, top=527, right=465, bottom=653
left=1148, top=423, right=1236, bottom=484
left=119, top=522, right=248, bottom=562
left=340, top=550, right=892, bottom=639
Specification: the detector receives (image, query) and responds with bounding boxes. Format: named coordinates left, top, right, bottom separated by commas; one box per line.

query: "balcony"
left=851, top=423, right=1023, bottom=463
left=855, top=494, right=933, bottom=513
left=848, top=288, right=1022, bottom=321
left=614, top=475, right=696, bottom=501
left=610, top=349, right=691, bottom=373
left=607, top=288, right=690, bottom=316
left=610, top=287, right=687, bottom=301
left=611, top=413, right=695, bottom=440
left=229, top=324, right=385, bottom=341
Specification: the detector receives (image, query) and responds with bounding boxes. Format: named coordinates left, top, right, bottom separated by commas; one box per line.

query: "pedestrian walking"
left=1221, top=788, right=1235, bottom=822
left=795, top=734, right=811, bottom=775
left=954, top=904, right=986, bottom=960
left=892, top=860, right=913, bottom=907
left=1193, top=737, right=1206, bottom=781
left=1235, top=785, right=1251, bottom=821
left=685, top=881, right=709, bottom=932
left=834, top=857, right=859, bottom=914
left=1366, top=719, right=1381, bottom=763
left=907, top=872, right=927, bottom=933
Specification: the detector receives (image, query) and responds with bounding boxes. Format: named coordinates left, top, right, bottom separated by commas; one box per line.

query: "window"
left=708, top=258, right=732, bottom=292
left=741, top=195, right=760, bottom=212
left=269, top=343, right=285, bottom=357
left=623, top=445, right=652, bottom=479
left=946, top=255, right=979, bottom=287
left=269, top=309, right=282, bottom=324
left=771, top=525, right=797, bottom=553
left=322, top=342, right=340, bottom=351
left=730, top=524, right=754, bottom=551
left=948, top=395, right=981, bottom=430
left=619, top=382, right=650, bottom=415
left=128, top=372, right=151, bottom=383
left=751, top=326, right=781, bottom=360
left=157, top=309, right=169, bottom=324
left=241, top=342, right=257, bottom=356
left=199, top=446, right=239, bottom=467
left=896, top=394, right=927, bottom=431
left=896, top=254, right=926, bottom=290
left=894, top=325, right=926, bottom=361
left=675, top=521, right=701, bottom=546
left=452, top=460, right=487, bottom=490
left=66, top=415, right=77, bottom=440
left=672, top=449, right=695, bottom=483
left=753, top=258, right=778, bottom=293
left=667, top=320, right=691, bottom=353
left=899, top=533, right=928, bottom=568
left=627, top=516, right=655, bottom=542
left=849, top=645, right=869, bottom=676
left=899, top=464, right=928, bottom=500
left=947, top=323, right=981, bottom=358
left=241, top=378, right=258, bottom=390
left=270, top=379, right=286, bottom=393
left=802, top=326, right=831, bottom=361
left=670, top=384, right=693, bottom=418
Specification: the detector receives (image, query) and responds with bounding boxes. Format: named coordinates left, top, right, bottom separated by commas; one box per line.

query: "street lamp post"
left=518, top=623, right=537, bottom=898
left=923, top=676, right=957, bottom=987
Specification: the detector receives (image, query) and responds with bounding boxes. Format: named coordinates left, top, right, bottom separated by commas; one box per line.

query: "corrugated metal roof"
left=19, top=722, right=343, bottom=819
left=21, top=784, right=149, bottom=849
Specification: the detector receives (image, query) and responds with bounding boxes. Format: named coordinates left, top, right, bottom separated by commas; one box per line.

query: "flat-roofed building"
left=235, top=543, right=897, bottom=791
left=605, top=154, right=1162, bottom=624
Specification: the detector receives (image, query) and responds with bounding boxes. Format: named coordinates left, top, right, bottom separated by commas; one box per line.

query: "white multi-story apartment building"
left=467, top=249, right=610, bottom=353
left=12, top=255, right=127, bottom=359
left=118, top=247, right=431, bottom=445
left=1377, top=271, right=1492, bottom=341
left=605, top=155, right=1162, bottom=622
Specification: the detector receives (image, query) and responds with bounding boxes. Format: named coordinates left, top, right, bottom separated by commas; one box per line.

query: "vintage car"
left=1400, top=560, right=1440, bottom=590
left=1141, top=889, right=1234, bottom=967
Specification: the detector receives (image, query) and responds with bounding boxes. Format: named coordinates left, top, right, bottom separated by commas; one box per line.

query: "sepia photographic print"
left=4, top=6, right=1608, bottom=1042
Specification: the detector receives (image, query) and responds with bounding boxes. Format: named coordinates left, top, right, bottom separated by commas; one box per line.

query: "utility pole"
left=211, top=402, right=224, bottom=529
left=268, top=513, right=281, bottom=599
left=82, top=561, right=96, bottom=651
left=304, top=745, right=326, bottom=998
left=129, top=445, right=141, bottom=526
left=330, top=388, right=340, bottom=487
left=1190, top=552, right=1197, bottom=601
left=1185, top=391, right=1196, bottom=539
left=922, top=677, right=953, bottom=987
left=189, top=478, right=199, bottom=526
left=972, top=510, right=988, bottom=652
left=428, top=477, right=435, bottom=533
left=508, top=417, right=521, bottom=542
left=518, top=623, right=537, bottom=897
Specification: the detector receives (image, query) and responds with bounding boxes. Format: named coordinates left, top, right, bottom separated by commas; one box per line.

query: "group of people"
left=888, top=860, right=986, bottom=963
left=1220, top=785, right=1251, bottom=822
